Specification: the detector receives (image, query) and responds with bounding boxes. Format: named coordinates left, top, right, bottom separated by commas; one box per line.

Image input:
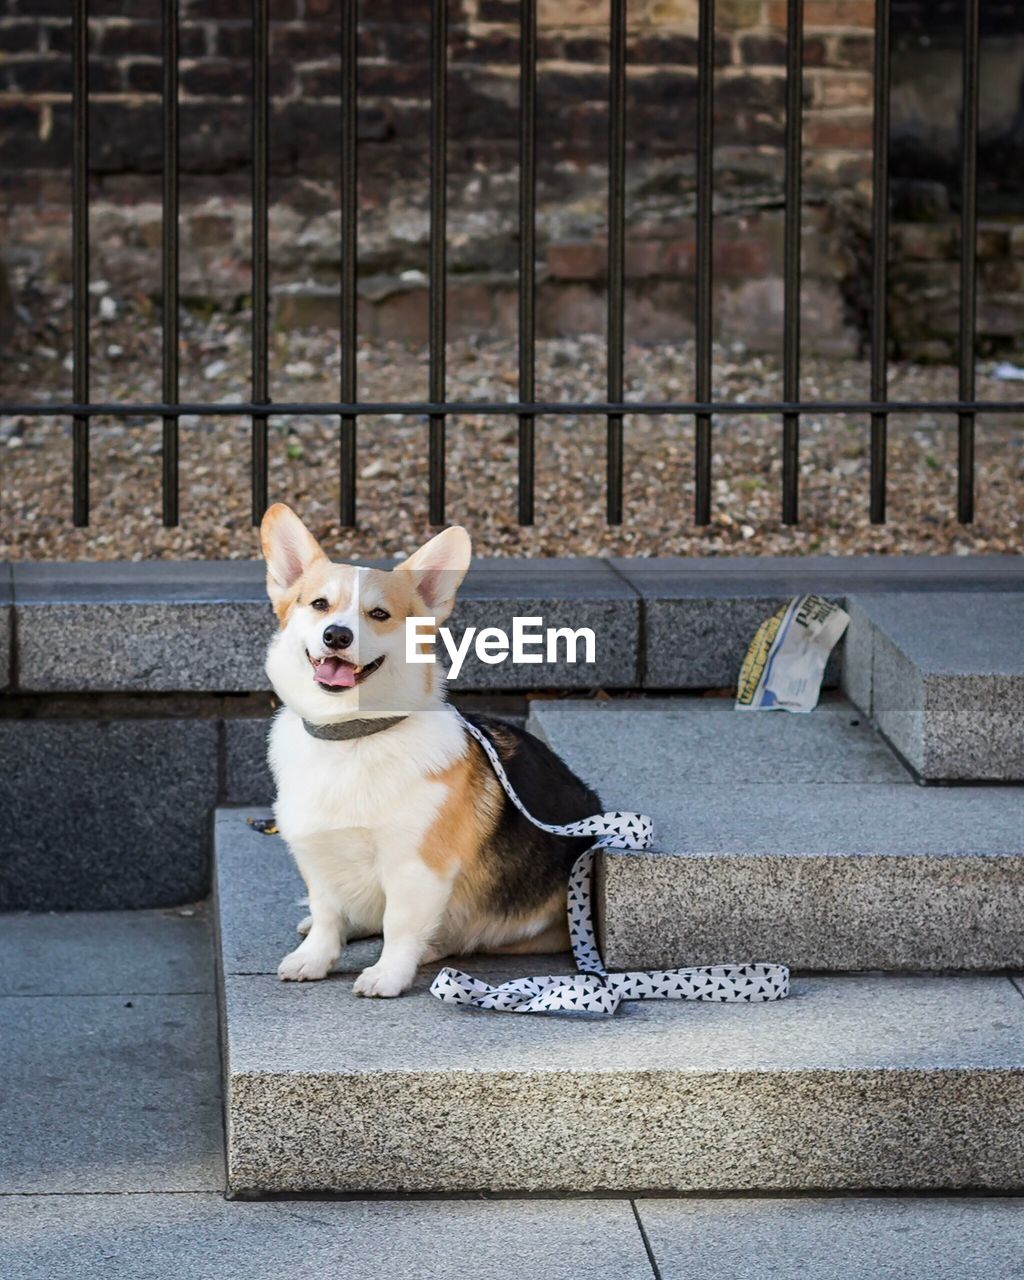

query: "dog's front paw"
left=278, top=942, right=336, bottom=982
left=353, top=963, right=413, bottom=998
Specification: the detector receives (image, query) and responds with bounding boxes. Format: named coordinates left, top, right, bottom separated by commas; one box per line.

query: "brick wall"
left=0, top=0, right=1019, bottom=357
left=0, top=1, right=878, bottom=179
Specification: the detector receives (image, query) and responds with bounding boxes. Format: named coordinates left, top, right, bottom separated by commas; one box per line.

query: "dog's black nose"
left=322, top=624, right=353, bottom=650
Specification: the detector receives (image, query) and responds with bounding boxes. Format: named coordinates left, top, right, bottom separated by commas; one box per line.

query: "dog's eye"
left=310, top=597, right=329, bottom=612
left=368, top=607, right=391, bottom=622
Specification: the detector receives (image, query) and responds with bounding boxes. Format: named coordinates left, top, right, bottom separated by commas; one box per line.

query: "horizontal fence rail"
left=8, top=400, right=1022, bottom=418
left=0, top=0, right=1001, bottom=530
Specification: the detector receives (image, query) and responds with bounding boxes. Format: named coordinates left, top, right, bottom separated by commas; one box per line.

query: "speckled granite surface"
left=842, top=591, right=1024, bottom=781
left=216, top=811, right=1024, bottom=1194
left=530, top=697, right=1024, bottom=969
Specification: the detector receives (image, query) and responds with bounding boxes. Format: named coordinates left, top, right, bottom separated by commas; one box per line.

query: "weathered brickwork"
left=886, top=217, right=1024, bottom=363
left=0, top=0, right=1020, bottom=356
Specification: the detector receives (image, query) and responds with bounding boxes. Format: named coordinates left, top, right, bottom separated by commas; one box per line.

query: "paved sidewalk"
left=0, top=909, right=652, bottom=1279
left=3, top=909, right=1024, bottom=1279
left=0, top=907, right=222, bottom=1194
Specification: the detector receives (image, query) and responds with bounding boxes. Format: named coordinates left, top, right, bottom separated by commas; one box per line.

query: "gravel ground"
left=1, top=287, right=1022, bottom=561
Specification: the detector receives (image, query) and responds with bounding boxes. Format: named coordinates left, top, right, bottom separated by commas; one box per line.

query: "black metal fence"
left=1, top=0, right=1018, bottom=530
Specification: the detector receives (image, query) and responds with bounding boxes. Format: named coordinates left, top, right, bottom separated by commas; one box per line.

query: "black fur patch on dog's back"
left=464, top=712, right=601, bottom=918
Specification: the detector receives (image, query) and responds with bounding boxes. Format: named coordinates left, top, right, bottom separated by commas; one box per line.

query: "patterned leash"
left=429, top=712, right=790, bottom=1015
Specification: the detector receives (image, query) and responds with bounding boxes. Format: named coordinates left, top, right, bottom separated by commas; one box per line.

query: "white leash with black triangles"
left=430, top=711, right=790, bottom=1015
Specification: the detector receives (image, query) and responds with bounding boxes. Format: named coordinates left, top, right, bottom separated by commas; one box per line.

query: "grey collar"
left=301, top=715, right=408, bottom=741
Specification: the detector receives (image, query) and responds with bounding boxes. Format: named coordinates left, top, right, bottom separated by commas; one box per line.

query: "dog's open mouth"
left=307, top=652, right=385, bottom=690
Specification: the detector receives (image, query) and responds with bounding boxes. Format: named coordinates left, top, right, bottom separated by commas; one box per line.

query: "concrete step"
left=215, top=810, right=1024, bottom=1195
left=842, top=591, right=1024, bottom=781
left=527, top=697, right=1024, bottom=971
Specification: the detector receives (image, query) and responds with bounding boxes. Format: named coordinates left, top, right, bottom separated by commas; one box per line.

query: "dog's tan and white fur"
left=261, top=504, right=598, bottom=998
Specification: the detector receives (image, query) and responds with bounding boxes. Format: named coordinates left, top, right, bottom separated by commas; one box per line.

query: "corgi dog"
left=260, top=503, right=600, bottom=998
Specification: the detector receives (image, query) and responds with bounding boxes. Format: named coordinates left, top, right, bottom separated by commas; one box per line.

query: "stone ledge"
left=9, top=558, right=638, bottom=693
left=12, top=561, right=270, bottom=694
left=5, top=555, right=1022, bottom=695
left=611, top=554, right=1024, bottom=689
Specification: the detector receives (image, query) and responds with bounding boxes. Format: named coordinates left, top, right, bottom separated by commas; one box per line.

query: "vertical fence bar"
left=250, top=0, right=269, bottom=525
left=781, top=0, right=803, bottom=526
left=957, top=0, right=980, bottom=524
left=339, top=0, right=358, bottom=527
left=694, top=0, right=715, bottom=526
left=606, top=0, right=626, bottom=525
left=161, top=0, right=179, bottom=527
left=71, top=0, right=90, bottom=526
left=517, top=0, right=537, bottom=527
left=869, top=0, right=890, bottom=525
left=428, top=0, right=447, bottom=526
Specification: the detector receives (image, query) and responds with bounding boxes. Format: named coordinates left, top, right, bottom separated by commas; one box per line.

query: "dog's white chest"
left=268, top=705, right=465, bottom=840
left=268, top=707, right=466, bottom=935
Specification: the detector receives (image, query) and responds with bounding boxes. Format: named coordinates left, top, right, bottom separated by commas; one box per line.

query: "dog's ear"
left=260, top=503, right=327, bottom=611
left=397, top=526, right=472, bottom=622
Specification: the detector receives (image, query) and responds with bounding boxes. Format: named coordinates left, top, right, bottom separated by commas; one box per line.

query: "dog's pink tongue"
left=315, top=656, right=356, bottom=688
